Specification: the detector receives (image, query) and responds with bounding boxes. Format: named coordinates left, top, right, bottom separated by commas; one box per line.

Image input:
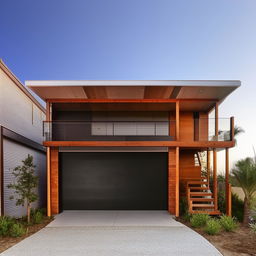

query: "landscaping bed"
left=0, top=209, right=53, bottom=253
left=178, top=217, right=256, bottom=256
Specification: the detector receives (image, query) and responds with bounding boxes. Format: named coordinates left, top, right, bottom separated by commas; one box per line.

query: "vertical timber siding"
left=50, top=147, right=59, bottom=214
left=168, top=147, right=179, bottom=216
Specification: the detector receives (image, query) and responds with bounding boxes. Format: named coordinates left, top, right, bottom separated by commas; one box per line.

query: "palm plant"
left=232, top=157, right=256, bottom=225
left=234, top=125, right=244, bottom=145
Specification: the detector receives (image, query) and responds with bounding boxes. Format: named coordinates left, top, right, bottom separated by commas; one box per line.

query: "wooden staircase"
left=186, top=177, right=220, bottom=215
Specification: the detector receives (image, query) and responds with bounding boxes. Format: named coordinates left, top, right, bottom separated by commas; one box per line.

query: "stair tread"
left=191, top=210, right=220, bottom=215
left=189, top=187, right=210, bottom=190
left=192, top=204, right=215, bottom=208
left=190, top=193, right=213, bottom=197
left=190, top=198, right=214, bottom=202
left=187, top=181, right=208, bottom=185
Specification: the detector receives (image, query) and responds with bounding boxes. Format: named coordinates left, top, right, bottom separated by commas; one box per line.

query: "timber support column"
left=47, top=147, right=51, bottom=217
left=176, top=101, right=180, bottom=141
left=213, top=148, right=218, bottom=211
left=168, top=147, right=179, bottom=217
left=50, top=147, right=59, bottom=215
left=225, top=148, right=232, bottom=216
left=207, top=149, right=210, bottom=182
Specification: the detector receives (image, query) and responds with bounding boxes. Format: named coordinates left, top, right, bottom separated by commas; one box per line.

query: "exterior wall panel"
left=0, top=68, right=45, bottom=144
left=3, top=139, right=46, bottom=217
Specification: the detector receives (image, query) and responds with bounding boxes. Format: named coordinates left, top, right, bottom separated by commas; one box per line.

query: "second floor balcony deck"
left=43, top=117, right=234, bottom=145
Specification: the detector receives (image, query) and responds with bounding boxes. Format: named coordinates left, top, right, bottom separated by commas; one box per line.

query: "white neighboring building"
left=0, top=60, right=46, bottom=217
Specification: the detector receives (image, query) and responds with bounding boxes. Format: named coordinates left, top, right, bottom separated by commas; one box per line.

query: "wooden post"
left=47, top=147, right=51, bottom=217
left=213, top=148, right=218, bottom=211
left=207, top=149, right=210, bottom=182
left=168, top=147, right=179, bottom=217
left=215, top=102, right=219, bottom=140
left=176, top=147, right=179, bottom=217
left=225, top=148, right=232, bottom=216
left=169, top=112, right=175, bottom=138
left=50, top=147, right=59, bottom=214
left=230, top=116, right=234, bottom=141
left=176, top=101, right=180, bottom=141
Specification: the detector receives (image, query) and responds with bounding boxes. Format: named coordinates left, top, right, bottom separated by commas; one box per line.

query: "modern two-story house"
left=26, top=80, right=240, bottom=217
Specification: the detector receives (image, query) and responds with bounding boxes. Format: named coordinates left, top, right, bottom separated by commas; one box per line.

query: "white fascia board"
left=25, top=80, right=241, bottom=87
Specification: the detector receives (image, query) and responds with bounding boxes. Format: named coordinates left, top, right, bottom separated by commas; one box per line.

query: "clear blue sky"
left=1, top=0, right=256, bottom=168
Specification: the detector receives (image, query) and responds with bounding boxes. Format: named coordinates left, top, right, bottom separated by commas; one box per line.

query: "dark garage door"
left=60, top=152, right=168, bottom=210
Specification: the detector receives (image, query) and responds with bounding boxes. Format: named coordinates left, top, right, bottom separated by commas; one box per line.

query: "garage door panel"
left=61, top=152, right=167, bottom=210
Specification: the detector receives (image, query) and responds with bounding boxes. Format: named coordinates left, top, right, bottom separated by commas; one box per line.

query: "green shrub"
left=0, top=216, right=15, bottom=237
left=249, top=223, right=256, bottom=233
left=179, top=197, right=188, bottom=217
left=31, top=208, right=45, bottom=224
left=33, top=211, right=43, bottom=224
left=183, top=212, right=191, bottom=222
left=204, top=219, right=221, bottom=235
left=232, top=193, right=244, bottom=222
left=219, top=215, right=238, bottom=232
left=9, top=223, right=26, bottom=237
left=190, top=214, right=210, bottom=228
left=218, top=191, right=226, bottom=214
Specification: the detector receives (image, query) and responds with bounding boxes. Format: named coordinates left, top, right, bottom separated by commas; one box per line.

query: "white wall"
left=91, top=111, right=169, bottom=136
left=0, top=68, right=45, bottom=144
left=3, top=139, right=46, bottom=217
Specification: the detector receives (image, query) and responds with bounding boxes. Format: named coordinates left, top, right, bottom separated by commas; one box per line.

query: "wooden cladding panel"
left=199, top=112, right=208, bottom=141
left=168, top=147, right=179, bottom=216
left=179, top=112, right=194, bottom=141
left=50, top=147, right=59, bottom=214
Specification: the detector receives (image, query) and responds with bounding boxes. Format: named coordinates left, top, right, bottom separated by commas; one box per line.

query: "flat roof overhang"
left=26, top=80, right=240, bottom=112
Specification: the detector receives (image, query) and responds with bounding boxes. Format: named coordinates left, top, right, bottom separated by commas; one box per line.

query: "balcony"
left=43, top=117, right=234, bottom=148
left=43, top=121, right=175, bottom=141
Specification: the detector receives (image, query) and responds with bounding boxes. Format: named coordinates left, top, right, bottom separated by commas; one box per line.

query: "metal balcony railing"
left=195, top=117, right=234, bottom=142
left=43, top=120, right=175, bottom=141
left=43, top=117, right=234, bottom=142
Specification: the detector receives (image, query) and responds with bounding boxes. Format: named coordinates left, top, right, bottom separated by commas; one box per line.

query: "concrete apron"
left=47, top=210, right=183, bottom=227
left=1, top=211, right=222, bottom=256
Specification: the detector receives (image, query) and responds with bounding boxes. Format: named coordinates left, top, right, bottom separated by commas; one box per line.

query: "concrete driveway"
left=1, top=211, right=221, bottom=256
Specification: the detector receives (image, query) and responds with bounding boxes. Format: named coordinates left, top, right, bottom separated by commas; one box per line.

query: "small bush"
left=190, top=214, right=210, bottom=228
left=250, top=223, right=256, bottom=234
left=183, top=212, right=191, bottom=222
left=179, top=197, right=188, bottom=217
left=31, top=208, right=45, bottom=224
left=0, top=216, right=15, bottom=237
left=204, top=219, right=221, bottom=235
left=219, top=215, right=238, bottom=232
left=218, top=191, right=226, bottom=214
left=33, top=211, right=43, bottom=224
left=232, top=193, right=244, bottom=222
left=9, top=223, right=26, bottom=237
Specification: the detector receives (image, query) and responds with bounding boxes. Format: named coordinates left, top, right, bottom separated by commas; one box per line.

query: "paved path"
left=1, top=211, right=222, bottom=256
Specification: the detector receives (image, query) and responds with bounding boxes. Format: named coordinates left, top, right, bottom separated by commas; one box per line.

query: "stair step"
left=187, top=181, right=208, bottom=185
left=192, top=204, right=215, bottom=208
left=190, top=192, right=213, bottom=196
left=191, top=210, right=221, bottom=215
left=189, top=187, right=210, bottom=191
left=190, top=198, right=214, bottom=202
left=186, top=177, right=208, bottom=181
